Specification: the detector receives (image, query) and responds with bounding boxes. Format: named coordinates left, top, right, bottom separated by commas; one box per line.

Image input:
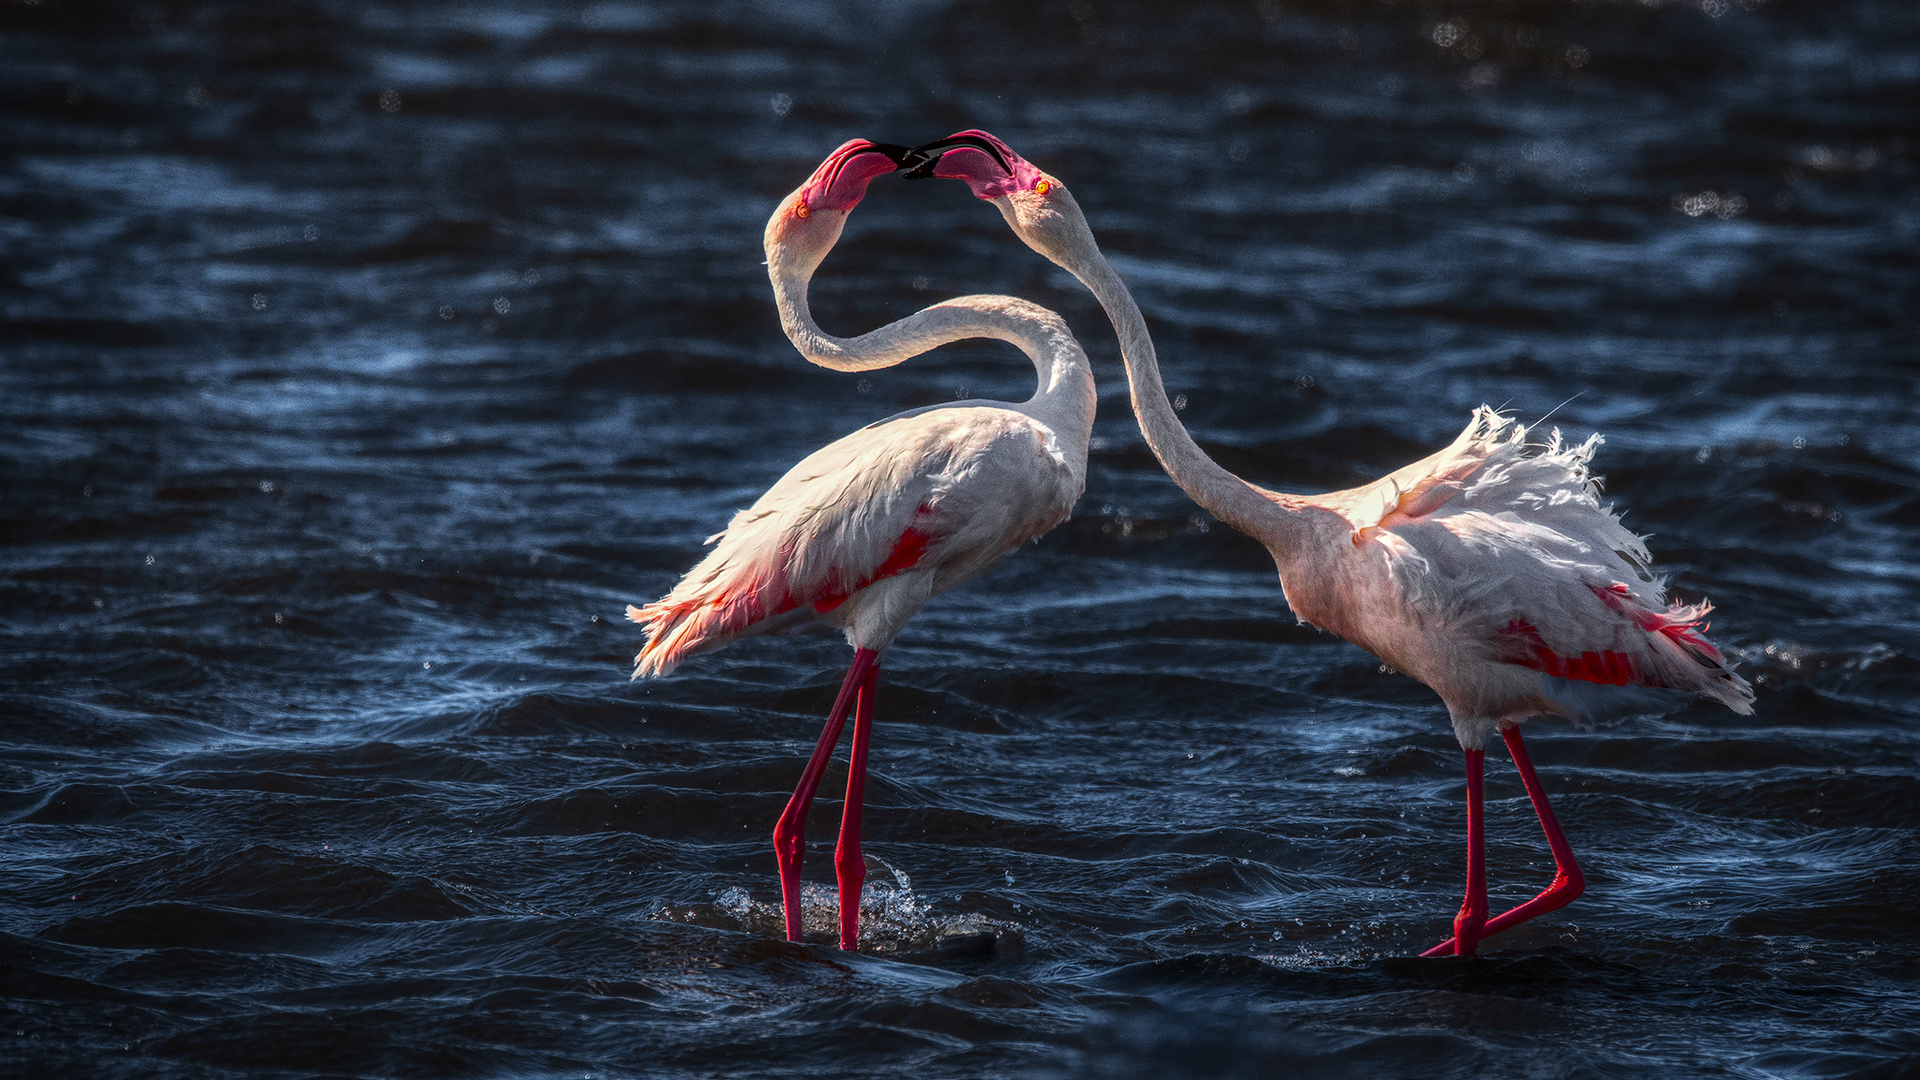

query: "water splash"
left=656, top=857, right=1019, bottom=958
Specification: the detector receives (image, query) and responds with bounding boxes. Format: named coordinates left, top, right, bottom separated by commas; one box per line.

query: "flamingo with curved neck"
left=628, top=139, right=1096, bottom=951
left=909, top=130, right=1754, bottom=957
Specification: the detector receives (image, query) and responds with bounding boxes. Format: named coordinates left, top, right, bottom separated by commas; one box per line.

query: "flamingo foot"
left=773, top=648, right=879, bottom=943
left=1422, top=727, right=1584, bottom=956
left=833, top=661, right=879, bottom=951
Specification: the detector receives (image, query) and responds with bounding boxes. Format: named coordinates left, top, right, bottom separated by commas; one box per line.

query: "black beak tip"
left=899, top=144, right=943, bottom=179
left=866, top=143, right=914, bottom=168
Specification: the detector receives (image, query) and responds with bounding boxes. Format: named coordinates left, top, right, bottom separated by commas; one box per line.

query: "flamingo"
left=905, top=131, right=1755, bottom=956
left=626, top=139, right=1097, bottom=951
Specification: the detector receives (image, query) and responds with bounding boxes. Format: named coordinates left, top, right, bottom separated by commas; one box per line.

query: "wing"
left=1345, top=408, right=1753, bottom=717
left=629, top=406, right=1080, bottom=678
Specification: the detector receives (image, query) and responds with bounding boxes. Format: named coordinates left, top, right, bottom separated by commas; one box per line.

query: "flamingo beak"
left=899, top=149, right=939, bottom=179
left=825, top=142, right=912, bottom=185
left=799, top=141, right=916, bottom=214
left=863, top=143, right=914, bottom=168
left=900, top=134, right=1012, bottom=180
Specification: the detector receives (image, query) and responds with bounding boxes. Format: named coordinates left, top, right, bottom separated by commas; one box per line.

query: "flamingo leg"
left=833, top=660, right=879, bottom=950
left=1422, top=726, right=1585, bottom=956
left=772, top=647, right=879, bottom=943
left=1421, top=748, right=1489, bottom=957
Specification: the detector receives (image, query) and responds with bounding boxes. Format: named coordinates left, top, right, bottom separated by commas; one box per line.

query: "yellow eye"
left=1035, top=179, right=1051, bottom=194
left=795, top=201, right=811, bottom=218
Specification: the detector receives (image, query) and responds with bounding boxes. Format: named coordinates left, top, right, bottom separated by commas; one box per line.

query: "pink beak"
left=797, top=139, right=911, bottom=213
left=903, top=129, right=1045, bottom=200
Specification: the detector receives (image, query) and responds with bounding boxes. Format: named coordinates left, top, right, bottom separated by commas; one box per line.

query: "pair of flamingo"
left=628, top=132, right=1754, bottom=957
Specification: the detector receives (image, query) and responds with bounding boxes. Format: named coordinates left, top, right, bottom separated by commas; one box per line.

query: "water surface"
left=3, top=1, right=1918, bottom=1076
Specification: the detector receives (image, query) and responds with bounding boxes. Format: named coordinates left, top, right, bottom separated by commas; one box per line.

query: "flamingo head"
left=904, top=130, right=1095, bottom=271
left=766, top=139, right=909, bottom=257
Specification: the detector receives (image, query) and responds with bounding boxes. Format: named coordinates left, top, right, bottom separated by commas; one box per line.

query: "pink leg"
left=834, top=661, right=879, bottom=951
left=1423, top=726, right=1585, bottom=956
left=772, top=647, right=879, bottom=943
left=1422, top=748, right=1488, bottom=957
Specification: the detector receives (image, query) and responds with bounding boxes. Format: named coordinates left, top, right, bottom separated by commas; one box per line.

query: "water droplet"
left=493, top=297, right=511, bottom=315
left=274, top=613, right=284, bottom=624
left=522, top=269, right=540, bottom=284
left=303, top=224, right=319, bottom=241
left=438, top=305, right=454, bottom=320
left=252, top=293, right=268, bottom=310
left=1674, top=190, right=1746, bottom=219
left=769, top=92, right=792, bottom=117
left=145, top=555, right=155, bottom=565
left=1172, top=393, right=1188, bottom=412
left=378, top=89, right=402, bottom=113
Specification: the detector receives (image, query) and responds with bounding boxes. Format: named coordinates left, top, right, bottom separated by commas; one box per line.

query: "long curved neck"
left=1064, top=242, right=1310, bottom=544
left=768, top=238, right=1095, bottom=447
left=772, top=259, right=922, bottom=372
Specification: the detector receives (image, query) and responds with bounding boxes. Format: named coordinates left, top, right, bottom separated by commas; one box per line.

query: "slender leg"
left=1422, top=726, right=1585, bottom=956
left=1477, top=725, right=1585, bottom=938
left=833, top=660, right=879, bottom=951
left=772, top=647, right=879, bottom=943
left=1422, top=748, right=1489, bottom=957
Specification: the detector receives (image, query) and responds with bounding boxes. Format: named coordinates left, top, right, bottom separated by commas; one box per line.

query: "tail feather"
left=1589, top=583, right=1755, bottom=714
left=627, top=560, right=789, bottom=679
left=627, top=600, right=701, bottom=680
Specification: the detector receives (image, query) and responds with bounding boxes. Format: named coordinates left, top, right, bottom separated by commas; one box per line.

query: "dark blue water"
left=4, top=2, right=1918, bottom=1076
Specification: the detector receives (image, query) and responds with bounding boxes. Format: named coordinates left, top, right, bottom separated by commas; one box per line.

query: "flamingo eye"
left=795, top=200, right=811, bottom=218
left=1035, top=179, right=1051, bottom=194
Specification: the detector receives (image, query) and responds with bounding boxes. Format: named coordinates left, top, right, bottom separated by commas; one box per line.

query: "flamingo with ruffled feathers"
left=626, top=140, right=1097, bottom=951
left=905, top=131, right=1754, bottom=956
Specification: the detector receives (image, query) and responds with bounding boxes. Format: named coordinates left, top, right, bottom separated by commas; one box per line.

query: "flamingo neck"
left=1064, top=242, right=1310, bottom=546
left=766, top=236, right=1095, bottom=456
left=770, top=249, right=918, bottom=372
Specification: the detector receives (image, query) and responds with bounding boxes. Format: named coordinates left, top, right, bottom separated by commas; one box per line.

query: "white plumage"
left=1285, top=405, right=1752, bottom=749
left=630, top=403, right=1081, bottom=677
